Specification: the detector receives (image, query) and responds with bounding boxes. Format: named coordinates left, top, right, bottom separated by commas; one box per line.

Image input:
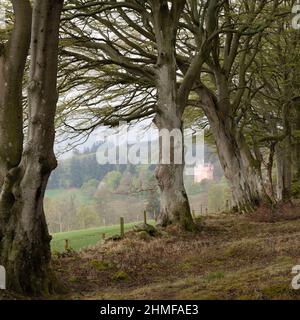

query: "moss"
left=144, top=263, right=159, bottom=270
left=204, top=271, right=225, bottom=282
left=198, top=294, right=222, bottom=300
left=238, top=295, right=256, bottom=300
left=274, top=256, right=294, bottom=265
left=112, top=271, right=129, bottom=281
left=106, top=234, right=122, bottom=242
left=69, top=276, right=78, bottom=283
left=178, top=262, right=194, bottom=271
left=51, top=250, right=60, bottom=258
left=133, top=223, right=157, bottom=236
left=137, top=231, right=151, bottom=241
left=291, top=180, right=300, bottom=197
left=260, top=283, right=299, bottom=299
left=222, top=239, right=264, bottom=261
left=90, top=259, right=113, bottom=271
left=180, top=212, right=198, bottom=232
left=194, top=217, right=202, bottom=224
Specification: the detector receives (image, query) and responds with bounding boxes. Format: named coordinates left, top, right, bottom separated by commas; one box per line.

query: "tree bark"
left=0, top=0, right=32, bottom=291
left=0, top=0, right=64, bottom=294
left=197, top=87, right=269, bottom=212
left=276, top=100, right=293, bottom=202
left=151, top=0, right=196, bottom=230
left=0, top=0, right=31, bottom=188
left=154, top=111, right=193, bottom=229
left=293, top=104, right=300, bottom=180
left=276, top=144, right=292, bottom=202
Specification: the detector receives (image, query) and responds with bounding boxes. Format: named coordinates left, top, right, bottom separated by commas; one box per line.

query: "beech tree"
left=250, top=8, right=300, bottom=201
left=52, top=1, right=297, bottom=224
left=188, top=1, right=284, bottom=211
left=60, top=0, right=221, bottom=230
left=186, top=1, right=299, bottom=207
left=0, top=0, right=64, bottom=294
left=60, top=0, right=285, bottom=214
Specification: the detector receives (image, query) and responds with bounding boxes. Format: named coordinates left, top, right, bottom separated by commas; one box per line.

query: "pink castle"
left=194, top=163, right=214, bottom=183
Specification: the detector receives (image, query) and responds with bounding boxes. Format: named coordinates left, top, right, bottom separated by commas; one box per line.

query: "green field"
left=51, top=220, right=155, bottom=252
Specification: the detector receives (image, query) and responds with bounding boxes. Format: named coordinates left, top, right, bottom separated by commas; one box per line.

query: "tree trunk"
left=151, top=0, right=195, bottom=230
left=265, top=142, right=276, bottom=201
left=276, top=139, right=292, bottom=201
left=213, top=117, right=265, bottom=212
left=154, top=113, right=194, bottom=230
left=276, top=101, right=293, bottom=202
left=0, top=0, right=31, bottom=189
left=293, top=104, right=300, bottom=180
left=0, top=0, right=32, bottom=292
left=0, top=0, right=63, bottom=294
left=197, top=87, right=269, bottom=212
left=153, top=52, right=193, bottom=228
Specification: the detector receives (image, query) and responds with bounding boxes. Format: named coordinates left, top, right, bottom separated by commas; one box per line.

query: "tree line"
left=0, top=0, right=299, bottom=294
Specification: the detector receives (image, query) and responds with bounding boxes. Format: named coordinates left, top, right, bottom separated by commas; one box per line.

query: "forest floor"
left=2, top=203, right=300, bottom=300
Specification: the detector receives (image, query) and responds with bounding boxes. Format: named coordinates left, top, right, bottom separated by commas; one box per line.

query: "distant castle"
left=194, top=163, right=214, bottom=183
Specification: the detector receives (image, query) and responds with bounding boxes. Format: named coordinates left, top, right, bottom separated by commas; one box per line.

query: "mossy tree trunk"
left=0, top=0, right=64, bottom=295
left=295, top=105, right=300, bottom=180
left=150, top=0, right=197, bottom=230
left=276, top=100, right=293, bottom=202
left=210, top=112, right=267, bottom=212
left=196, top=86, right=270, bottom=213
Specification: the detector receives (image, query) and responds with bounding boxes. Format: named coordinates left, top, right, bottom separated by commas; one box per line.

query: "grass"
left=3, top=208, right=300, bottom=300
left=51, top=210, right=300, bottom=300
left=51, top=220, right=155, bottom=252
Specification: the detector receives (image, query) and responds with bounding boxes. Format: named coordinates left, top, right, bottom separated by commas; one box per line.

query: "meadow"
left=54, top=211, right=300, bottom=300
left=51, top=220, right=155, bottom=252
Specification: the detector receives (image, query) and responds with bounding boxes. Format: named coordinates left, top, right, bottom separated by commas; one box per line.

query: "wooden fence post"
left=64, top=239, right=69, bottom=251
left=144, top=211, right=147, bottom=224
left=120, top=217, right=125, bottom=238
